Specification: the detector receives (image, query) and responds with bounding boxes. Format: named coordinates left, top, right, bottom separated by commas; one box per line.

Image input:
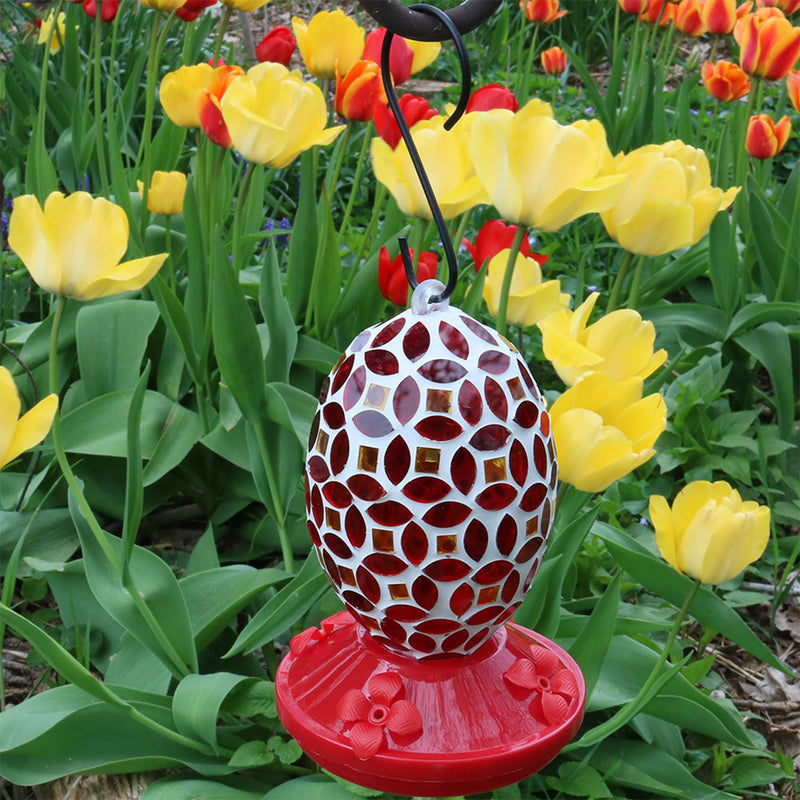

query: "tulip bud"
left=466, top=83, right=520, bottom=112
left=737, top=9, right=800, bottom=80
left=362, top=28, right=414, bottom=86
left=335, top=60, right=383, bottom=122
left=702, top=0, right=750, bottom=34
left=745, top=114, right=792, bottom=158
left=176, top=0, right=216, bottom=22
left=82, top=0, right=119, bottom=21
left=373, top=94, right=439, bottom=149
left=520, top=0, right=568, bottom=24
left=541, top=46, right=567, bottom=74
left=650, top=481, right=770, bottom=585
left=674, top=0, right=709, bottom=34
left=138, top=171, right=187, bottom=215
left=292, top=10, right=365, bottom=79
left=256, top=26, right=296, bottom=66
left=618, top=0, right=650, bottom=14
left=788, top=70, right=800, bottom=112
left=463, top=219, right=535, bottom=273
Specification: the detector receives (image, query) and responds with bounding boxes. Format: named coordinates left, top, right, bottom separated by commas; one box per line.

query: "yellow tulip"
left=600, top=141, right=740, bottom=256
left=538, top=292, right=667, bottom=385
left=483, top=249, right=569, bottom=327
left=371, top=115, right=488, bottom=220
left=0, top=368, right=58, bottom=471
left=37, top=11, right=66, bottom=54
left=138, top=0, right=188, bottom=10
left=220, top=0, right=270, bottom=10
left=291, top=10, right=365, bottom=80
left=220, top=62, right=344, bottom=168
left=649, top=481, right=770, bottom=584
left=8, top=192, right=167, bottom=302
left=137, top=171, right=187, bottom=215
left=159, top=63, right=214, bottom=129
left=469, top=99, right=628, bottom=231
left=550, top=372, right=666, bottom=492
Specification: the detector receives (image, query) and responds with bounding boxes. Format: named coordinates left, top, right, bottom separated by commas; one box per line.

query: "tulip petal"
left=649, top=494, right=679, bottom=570
left=0, top=368, right=23, bottom=463
left=700, top=509, right=763, bottom=584
left=78, top=254, right=168, bottom=301
left=1, top=394, right=58, bottom=469
left=7, top=194, right=64, bottom=295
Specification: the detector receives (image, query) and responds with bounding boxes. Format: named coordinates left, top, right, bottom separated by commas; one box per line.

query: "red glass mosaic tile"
left=318, top=376, right=331, bottom=404
left=514, top=536, right=544, bottom=564
left=475, top=483, right=518, bottom=510
left=308, top=411, right=320, bottom=451
left=307, top=455, right=330, bottom=483
left=517, top=359, right=536, bottom=394
left=323, top=402, right=345, bottom=429
left=380, top=616, right=408, bottom=643
left=421, top=502, right=471, bottom=527
left=451, top=446, right=477, bottom=494
left=501, top=570, right=521, bottom=603
left=307, top=520, right=321, bottom=546
left=449, top=582, right=474, bottom=616
left=354, top=410, right=394, bottom=438
left=403, top=476, right=452, bottom=503
left=403, top=322, right=430, bottom=361
left=331, top=353, right=355, bottom=393
left=461, top=315, right=497, bottom=344
left=342, top=589, right=374, bottom=612
left=408, top=632, right=436, bottom=653
left=496, top=514, right=517, bottom=556
left=542, top=498, right=552, bottom=533
left=534, top=436, right=548, bottom=476
left=478, top=351, right=511, bottom=374
left=540, top=409, right=551, bottom=437
left=385, top=436, right=411, bottom=483
left=346, top=474, right=386, bottom=501
left=438, top=320, right=469, bottom=358
left=372, top=317, right=405, bottom=347
left=423, top=558, right=472, bottom=581
left=484, top=377, right=508, bottom=421
left=415, top=416, right=463, bottom=441
left=343, top=366, right=367, bottom=410
left=385, top=605, right=427, bottom=622
left=520, top=482, right=547, bottom=512
left=473, top=560, right=514, bottom=585
left=509, top=439, right=529, bottom=485
left=469, top=425, right=511, bottom=451
left=311, top=484, right=324, bottom=525
left=465, top=605, right=505, bottom=626
left=345, top=506, right=367, bottom=548
left=464, top=518, right=488, bottom=560
left=457, top=381, right=483, bottom=426
left=401, top=522, right=428, bottom=565
left=418, top=359, right=467, bottom=384
left=368, top=500, right=414, bottom=526
left=393, top=376, right=420, bottom=425
left=464, top=627, right=490, bottom=651
left=411, top=575, right=439, bottom=609
left=416, top=618, right=461, bottom=634
left=441, top=629, right=470, bottom=651
left=363, top=553, right=408, bottom=576
left=357, top=565, right=383, bottom=601
left=514, top=401, right=539, bottom=429
left=329, top=431, right=349, bottom=475
left=365, top=349, right=400, bottom=376
left=324, top=533, right=353, bottom=559
left=322, top=550, right=341, bottom=586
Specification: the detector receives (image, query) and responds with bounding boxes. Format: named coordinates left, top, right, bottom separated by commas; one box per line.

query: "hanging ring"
left=380, top=4, right=473, bottom=306
left=358, top=0, right=501, bottom=41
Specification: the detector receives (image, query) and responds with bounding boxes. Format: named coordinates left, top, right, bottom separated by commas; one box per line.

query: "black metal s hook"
left=380, top=4, right=476, bottom=305
left=359, top=0, right=501, bottom=41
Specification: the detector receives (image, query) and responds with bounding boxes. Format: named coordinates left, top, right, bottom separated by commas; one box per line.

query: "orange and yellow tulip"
left=756, top=0, right=800, bottom=14
left=674, top=0, right=708, bottom=34
left=701, top=60, right=752, bottom=100
left=787, top=69, right=800, bottom=111
left=703, top=0, right=752, bottom=34
left=737, top=8, right=800, bottom=79
left=197, top=64, right=245, bottom=148
left=640, top=0, right=676, bottom=24
left=541, top=46, right=568, bottom=74
left=745, top=114, right=792, bottom=158
left=520, top=0, right=568, bottom=23
left=618, top=0, right=650, bottom=14
left=335, top=60, right=383, bottom=122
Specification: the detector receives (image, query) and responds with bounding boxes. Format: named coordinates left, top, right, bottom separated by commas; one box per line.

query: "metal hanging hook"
left=380, top=3, right=476, bottom=306
left=359, top=0, right=501, bottom=41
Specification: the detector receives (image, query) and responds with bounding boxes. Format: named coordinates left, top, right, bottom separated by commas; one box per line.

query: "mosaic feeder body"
left=304, top=299, right=558, bottom=658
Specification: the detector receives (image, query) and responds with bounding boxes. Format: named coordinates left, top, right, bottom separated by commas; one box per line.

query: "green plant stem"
left=164, top=215, right=175, bottom=291
left=520, top=25, right=540, bottom=104
left=338, top=122, right=372, bottom=238
left=775, top=172, right=800, bottom=300
left=326, top=121, right=353, bottom=199
left=626, top=253, right=648, bottom=309
left=232, top=162, right=255, bottom=272
left=606, top=249, right=635, bottom=313
left=514, top=7, right=527, bottom=96
left=92, top=9, right=109, bottom=194
left=566, top=579, right=701, bottom=750
left=253, top=422, right=294, bottom=573
left=213, top=5, right=234, bottom=66
left=495, top=225, right=527, bottom=337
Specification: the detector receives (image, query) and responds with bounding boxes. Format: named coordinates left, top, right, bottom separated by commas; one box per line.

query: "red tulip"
left=618, top=0, right=650, bottom=13
left=640, top=0, right=676, bottom=24
left=82, top=0, right=119, bottom=21
left=336, top=60, right=383, bottom=122
left=378, top=246, right=438, bottom=305
left=197, top=64, right=244, bottom=148
left=466, top=84, right=519, bottom=113
left=745, top=113, right=792, bottom=157
left=256, top=26, right=296, bottom=66
left=176, top=0, right=217, bottom=22
left=362, top=28, right=414, bottom=86
left=541, top=46, right=567, bottom=74
left=373, top=93, right=439, bottom=149
left=701, top=59, right=752, bottom=99
left=462, top=220, right=549, bottom=274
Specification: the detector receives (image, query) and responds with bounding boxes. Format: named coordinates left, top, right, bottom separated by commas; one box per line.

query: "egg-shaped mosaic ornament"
left=304, top=281, right=557, bottom=658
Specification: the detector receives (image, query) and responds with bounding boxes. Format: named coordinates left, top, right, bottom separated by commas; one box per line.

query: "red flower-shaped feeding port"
left=504, top=644, right=580, bottom=726
left=337, top=672, right=423, bottom=759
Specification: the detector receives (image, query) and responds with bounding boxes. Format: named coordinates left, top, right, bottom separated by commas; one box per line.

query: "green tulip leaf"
left=141, top=776, right=269, bottom=800
left=0, top=509, right=78, bottom=578
left=260, top=242, right=298, bottom=383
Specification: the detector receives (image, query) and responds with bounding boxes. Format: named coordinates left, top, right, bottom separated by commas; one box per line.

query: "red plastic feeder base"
left=276, top=611, right=586, bottom=797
